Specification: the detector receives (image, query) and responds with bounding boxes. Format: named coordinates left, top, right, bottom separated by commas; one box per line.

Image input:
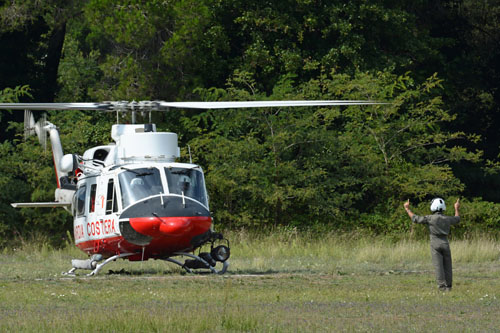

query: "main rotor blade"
left=0, top=100, right=387, bottom=112
left=158, top=100, right=385, bottom=109
left=0, top=103, right=112, bottom=111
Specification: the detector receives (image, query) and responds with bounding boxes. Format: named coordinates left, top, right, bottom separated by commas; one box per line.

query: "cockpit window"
left=118, top=167, right=163, bottom=208
left=165, top=167, right=208, bottom=207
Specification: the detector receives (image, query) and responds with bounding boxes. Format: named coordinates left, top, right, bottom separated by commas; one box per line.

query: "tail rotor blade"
left=34, top=113, right=47, bottom=150
left=24, top=110, right=36, bottom=141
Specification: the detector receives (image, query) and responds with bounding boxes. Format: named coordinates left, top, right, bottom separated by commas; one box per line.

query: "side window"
left=106, top=179, right=118, bottom=214
left=89, top=184, right=97, bottom=213
left=76, top=186, right=86, bottom=216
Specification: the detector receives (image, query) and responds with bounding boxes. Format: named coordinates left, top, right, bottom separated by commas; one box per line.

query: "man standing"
left=404, top=198, right=461, bottom=291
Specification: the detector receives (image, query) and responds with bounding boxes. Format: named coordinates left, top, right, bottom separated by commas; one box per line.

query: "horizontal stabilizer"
left=11, top=202, right=71, bottom=208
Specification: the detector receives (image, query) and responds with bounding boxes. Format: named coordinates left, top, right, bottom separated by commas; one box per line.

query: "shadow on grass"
left=106, top=267, right=314, bottom=276
left=106, top=268, right=180, bottom=276
left=226, top=268, right=315, bottom=275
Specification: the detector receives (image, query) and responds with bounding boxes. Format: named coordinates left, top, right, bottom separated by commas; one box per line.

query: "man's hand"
left=454, top=198, right=460, bottom=216
left=404, top=199, right=410, bottom=210
left=404, top=199, right=414, bottom=219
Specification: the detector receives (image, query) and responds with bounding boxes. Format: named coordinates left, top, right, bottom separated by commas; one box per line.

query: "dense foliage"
left=0, top=0, right=499, bottom=245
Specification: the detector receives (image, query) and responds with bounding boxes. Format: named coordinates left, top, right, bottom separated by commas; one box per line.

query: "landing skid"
left=62, top=252, right=229, bottom=276
left=165, top=252, right=229, bottom=275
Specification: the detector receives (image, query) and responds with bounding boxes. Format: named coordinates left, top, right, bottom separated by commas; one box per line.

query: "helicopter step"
left=63, top=253, right=135, bottom=276
left=62, top=254, right=102, bottom=276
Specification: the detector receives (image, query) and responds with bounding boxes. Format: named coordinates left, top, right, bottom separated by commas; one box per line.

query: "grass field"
left=1, top=231, right=500, bottom=332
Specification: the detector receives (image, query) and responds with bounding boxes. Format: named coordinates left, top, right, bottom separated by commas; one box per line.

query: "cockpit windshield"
left=118, top=167, right=163, bottom=208
left=165, top=167, right=208, bottom=207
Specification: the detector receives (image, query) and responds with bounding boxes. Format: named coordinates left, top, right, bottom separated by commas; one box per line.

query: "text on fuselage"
left=74, top=219, right=117, bottom=240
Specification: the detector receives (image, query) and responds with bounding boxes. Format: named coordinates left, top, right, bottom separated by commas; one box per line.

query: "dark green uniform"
left=412, top=212, right=460, bottom=290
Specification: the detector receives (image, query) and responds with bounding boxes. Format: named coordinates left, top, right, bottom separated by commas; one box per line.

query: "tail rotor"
left=24, top=110, right=47, bottom=149
left=23, top=110, right=35, bottom=141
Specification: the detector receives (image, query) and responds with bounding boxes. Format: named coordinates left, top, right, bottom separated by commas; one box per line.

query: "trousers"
left=430, top=236, right=452, bottom=290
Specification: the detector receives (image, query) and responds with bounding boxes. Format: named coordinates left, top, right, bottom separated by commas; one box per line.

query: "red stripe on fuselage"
left=76, top=235, right=123, bottom=257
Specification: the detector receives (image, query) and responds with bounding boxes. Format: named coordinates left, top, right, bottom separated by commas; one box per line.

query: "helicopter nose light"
left=211, top=245, right=230, bottom=262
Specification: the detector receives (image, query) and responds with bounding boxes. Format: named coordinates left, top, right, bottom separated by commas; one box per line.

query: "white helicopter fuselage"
left=59, top=124, right=214, bottom=261
left=72, top=160, right=211, bottom=258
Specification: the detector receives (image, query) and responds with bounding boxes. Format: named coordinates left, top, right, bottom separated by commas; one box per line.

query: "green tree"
left=0, top=85, right=30, bottom=121
left=0, top=0, right=498, bottom=242
left=0, top=0, right=83, bottom=101
left=208, top=0, right=447, bottom=93
left=79, top=0, right=221, bottom=101
left=186, top=70, right=480, bottom=230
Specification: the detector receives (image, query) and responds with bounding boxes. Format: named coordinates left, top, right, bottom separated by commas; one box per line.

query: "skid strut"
left=87, top=253, right=134, bottom=276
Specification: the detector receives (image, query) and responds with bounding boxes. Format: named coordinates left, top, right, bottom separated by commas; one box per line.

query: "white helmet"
left=430, top=198, right=446, bottom=212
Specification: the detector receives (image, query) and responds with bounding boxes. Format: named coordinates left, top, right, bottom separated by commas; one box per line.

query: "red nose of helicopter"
left=129, top=215, right=210, bottom=237
left=118, top=194, right=213, bottom=253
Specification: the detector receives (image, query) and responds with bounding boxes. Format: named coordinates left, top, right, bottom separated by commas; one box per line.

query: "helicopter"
left=0, top=100, right=382, bottom=276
